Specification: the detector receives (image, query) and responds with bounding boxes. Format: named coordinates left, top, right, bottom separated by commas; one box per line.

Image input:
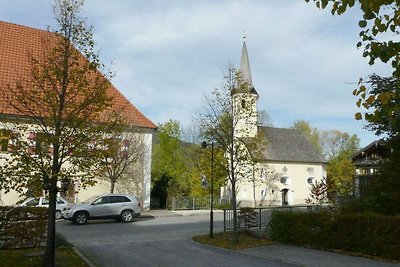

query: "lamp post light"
left=60, top=177, right=71, bottom=192
left=43, top=176, right=70, bottom=267
left=202, top=141, right=214, bottom=238
left=43, top=176, right=71, bottom=193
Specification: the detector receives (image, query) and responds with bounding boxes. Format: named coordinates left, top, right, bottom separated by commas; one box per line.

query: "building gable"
left=0, top=21, right=156, bottom=130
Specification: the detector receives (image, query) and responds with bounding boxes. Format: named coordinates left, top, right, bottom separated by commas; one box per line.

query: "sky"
left=0, top=0, right=393, bottom=147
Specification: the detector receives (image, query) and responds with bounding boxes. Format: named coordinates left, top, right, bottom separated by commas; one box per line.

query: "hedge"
left=269, top=211, right=400, bottom=261
left=0, top=206, right=48, bottom=249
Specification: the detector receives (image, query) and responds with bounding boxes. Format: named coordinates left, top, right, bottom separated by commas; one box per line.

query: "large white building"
left=0, top=21, right=156, bottom=209
left=223, top=39, right=327, bottom=207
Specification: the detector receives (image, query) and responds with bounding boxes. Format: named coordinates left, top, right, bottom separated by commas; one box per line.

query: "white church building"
left=223, top=39, right=327, bottom=207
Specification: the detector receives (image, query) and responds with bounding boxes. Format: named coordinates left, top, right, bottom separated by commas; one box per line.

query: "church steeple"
left=239, top=35, right=253, bottom=87
left=237, top=36, right=258, bottom=96
left=233, top=36, right=259, bottom=138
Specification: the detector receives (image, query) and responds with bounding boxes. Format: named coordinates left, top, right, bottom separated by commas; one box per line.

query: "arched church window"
left=241, top=99, right=246, bottom=108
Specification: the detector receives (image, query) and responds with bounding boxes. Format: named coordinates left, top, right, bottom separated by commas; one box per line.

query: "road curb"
left=72, top=246, right=96, bottom=267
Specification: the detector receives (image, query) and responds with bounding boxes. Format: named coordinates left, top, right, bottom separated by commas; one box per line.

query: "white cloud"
left=0, top=0, right=393, bottom=147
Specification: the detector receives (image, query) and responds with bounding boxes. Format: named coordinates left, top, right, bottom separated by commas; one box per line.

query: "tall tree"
left=257, top=110, right=274, bottom=127
left=0, top=1, right=115, bottom=266
left=320, top=130, right=360, bottom=200
left=198, top=66, right=266, bottom=242
left=352, top=75, right=400, bottom=215
left=354, top=75, right=400, bottom=138
left=151, top=120, right=187, bottom=206
left=320, top=130, right=360, bottom=159
left=98, top=130, right=146, bottom=194
left=292, top=120, right=322, bottom=155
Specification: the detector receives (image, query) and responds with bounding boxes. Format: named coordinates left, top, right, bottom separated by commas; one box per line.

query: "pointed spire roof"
left=234, top=35, right=258, bottom=96
left=239, top=36, right=253, bottom=87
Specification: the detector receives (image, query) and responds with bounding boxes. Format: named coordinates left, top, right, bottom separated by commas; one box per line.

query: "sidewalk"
left=241, top=244, right=400, bottom=267
left=142, top=209, right=218, bottom=217
left=142, top=209, right=399, bottom=267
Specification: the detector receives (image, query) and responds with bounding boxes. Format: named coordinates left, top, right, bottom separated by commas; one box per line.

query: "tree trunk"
left=110, top=180, right=115, bottom=193
left=231, top=179, right=239, bottom=243
left=43, top=178, right=57, bottom=267
left=230, top=152, right=239, bottom=243
left=252, top=165, right=256, bottom=208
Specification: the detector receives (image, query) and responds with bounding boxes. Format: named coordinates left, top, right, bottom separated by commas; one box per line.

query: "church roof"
left=233, top=38, right=258, bottom=96
left=239, top=38, right=253, bottom=87
left=260, top=126, right=326, bottom=164
left=0, top=21, right=156, bottom=129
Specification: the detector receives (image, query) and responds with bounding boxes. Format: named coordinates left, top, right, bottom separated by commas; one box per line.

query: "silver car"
left=19, top=196, right=71, bottom=220
left=63, top=193, right=141, bottom=225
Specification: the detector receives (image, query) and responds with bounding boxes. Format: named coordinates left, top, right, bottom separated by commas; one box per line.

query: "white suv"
left=63, top=193, right=141, bottom=225
left=19, top=196, right=71, bottom=220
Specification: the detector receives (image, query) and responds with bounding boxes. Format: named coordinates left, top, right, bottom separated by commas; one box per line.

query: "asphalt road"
left=56, top=213, right=297, bottom=267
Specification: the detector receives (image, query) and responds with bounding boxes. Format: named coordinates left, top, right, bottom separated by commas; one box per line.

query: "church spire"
left=239, top=35, right=253, bottom=87
left=237, top=35, right=258, bottom=96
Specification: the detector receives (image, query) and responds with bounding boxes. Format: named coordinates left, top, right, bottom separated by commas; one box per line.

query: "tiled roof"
left=260, top=126, right=326, bottom=164
left=0, top=21, right=156, bottom=129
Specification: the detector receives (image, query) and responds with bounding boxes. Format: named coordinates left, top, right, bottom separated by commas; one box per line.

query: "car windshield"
left=82, top=195, right=100, bottom=204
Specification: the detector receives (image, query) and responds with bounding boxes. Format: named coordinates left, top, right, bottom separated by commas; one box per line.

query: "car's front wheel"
left=73, top=211, right=88, bottom=225
left=121, top=210, right=134, bottom=222
left=55, top=210, right=62, bottom=220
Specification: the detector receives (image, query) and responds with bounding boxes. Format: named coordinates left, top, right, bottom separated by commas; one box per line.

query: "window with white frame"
left=280, top=175, right=290, bottom=185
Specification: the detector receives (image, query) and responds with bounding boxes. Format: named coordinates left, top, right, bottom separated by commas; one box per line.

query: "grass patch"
left=0, top=234, right=89, bottom=267
left=193, top=231, right=275, bottom=250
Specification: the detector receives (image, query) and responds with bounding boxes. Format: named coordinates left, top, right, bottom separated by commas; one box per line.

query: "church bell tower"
left=233, top=36, right=259, bottom=138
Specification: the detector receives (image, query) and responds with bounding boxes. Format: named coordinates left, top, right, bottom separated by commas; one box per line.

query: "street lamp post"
left=202, top=141, right=214, bottom=238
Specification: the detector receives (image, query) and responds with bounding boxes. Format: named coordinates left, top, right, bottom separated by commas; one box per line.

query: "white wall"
left=224, top=161, right=326, bottom=207
left=0, top=122, right=154, bottom=210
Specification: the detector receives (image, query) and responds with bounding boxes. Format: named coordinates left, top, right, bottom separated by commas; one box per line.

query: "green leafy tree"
left=292, top=120, right=322, bottom=155
left=186, top=143, right=226, bottom=198
left=306, top=0, right=400, bottom=78
left=352, top=75, right=400, bottom=215
left=327, top=157, right=356, bottom=199
left=0, top=1, right=116, bottom=265
left=367, top=141, right=400, bottom=215
left=320, top=130, right=360, bottom=159
left=198, top=66, right=267, bottom=242
left=354, top=75, right=400, bottom=137
left=151, top=120, right=187, bottom=206
left=324, top=131, right=359, bottom=200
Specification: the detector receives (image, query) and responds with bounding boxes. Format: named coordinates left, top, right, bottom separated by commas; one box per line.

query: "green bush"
left=238, top=207, right=257, bottom=230
left=0, top=206, right=48, bottom=249
left=269, top=211, right=400, bottom=261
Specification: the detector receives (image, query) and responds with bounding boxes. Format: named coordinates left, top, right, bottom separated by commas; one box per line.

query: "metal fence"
left=223, top=205, right=323, bottom=232
left=167, top=196, right=231, bottom=211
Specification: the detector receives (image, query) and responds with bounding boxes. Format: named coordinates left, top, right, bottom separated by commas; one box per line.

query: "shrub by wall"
left=0, top=206, right=48, bottom=249
left=238, top=207, right=257, bottom=230
left=269, top=211, right=400, bottom=261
